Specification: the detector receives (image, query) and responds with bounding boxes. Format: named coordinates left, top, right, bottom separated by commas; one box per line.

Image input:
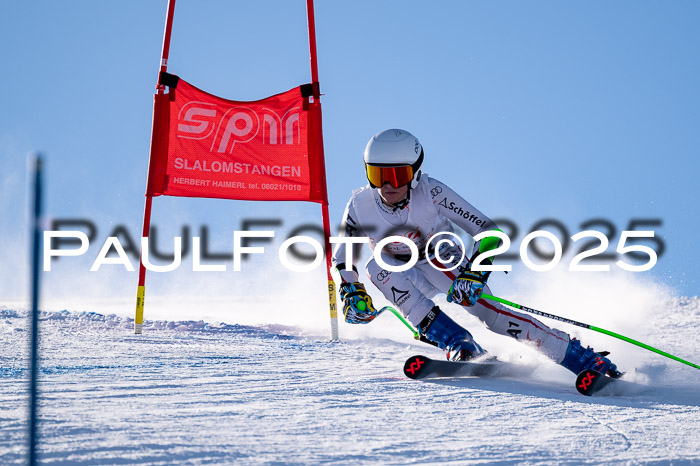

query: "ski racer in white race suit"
left=332, top=129, right=622, bottom=378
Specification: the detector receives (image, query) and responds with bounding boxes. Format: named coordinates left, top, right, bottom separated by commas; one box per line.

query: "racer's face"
left=378, top=182, right=408, bottom=206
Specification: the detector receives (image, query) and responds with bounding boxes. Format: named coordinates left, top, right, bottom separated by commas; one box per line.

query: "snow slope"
left=1, top=297, right=699, bottom=465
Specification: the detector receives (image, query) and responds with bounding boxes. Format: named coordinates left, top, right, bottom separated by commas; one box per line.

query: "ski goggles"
left=365, top=150, right=424, bottom=189
left=365, top=164, right=415, bottom=189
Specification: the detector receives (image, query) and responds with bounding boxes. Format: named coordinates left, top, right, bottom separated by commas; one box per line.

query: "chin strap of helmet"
left=391, top=189, right=411, bottom=212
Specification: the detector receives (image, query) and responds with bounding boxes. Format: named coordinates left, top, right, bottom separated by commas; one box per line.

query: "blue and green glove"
left=339, top=282, right=380, bottom=324
left=447, top=268, right=491, bottom=307
left=448, top=230, right=501, bottom=307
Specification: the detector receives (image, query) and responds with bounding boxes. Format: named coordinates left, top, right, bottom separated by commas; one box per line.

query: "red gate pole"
left=135, top=0, right=177, bottom=334
left=306, top=0, right=338, bottom=340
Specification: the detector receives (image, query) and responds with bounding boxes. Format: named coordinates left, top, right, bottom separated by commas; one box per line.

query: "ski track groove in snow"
left=0, top=304, right=699, bottom=464
left=568, top=404, right=633, bottom=453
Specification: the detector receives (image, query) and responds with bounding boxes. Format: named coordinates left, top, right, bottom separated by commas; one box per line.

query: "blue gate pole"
left=28, top=154, right=43, bottom=466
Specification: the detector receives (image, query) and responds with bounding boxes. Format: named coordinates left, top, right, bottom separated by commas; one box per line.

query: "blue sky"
left=1, top=1, right=698, bottom=313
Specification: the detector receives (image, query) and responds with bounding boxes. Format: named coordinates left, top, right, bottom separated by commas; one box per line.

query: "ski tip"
left=575, top=369, right=606, bottom=396
left=403, top=355, right=429, bottom=379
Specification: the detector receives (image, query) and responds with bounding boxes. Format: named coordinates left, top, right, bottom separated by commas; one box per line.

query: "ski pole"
left=482, top=293, right=700, bottom=370
left=381, top=306, right=419, bottom=338
left=381, top=306, right=441, bottom=347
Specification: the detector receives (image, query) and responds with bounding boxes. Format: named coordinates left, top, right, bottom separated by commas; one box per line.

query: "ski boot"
left=418, top=306, right=486, bottom=361
left=561, top=338, right=622, bottom=378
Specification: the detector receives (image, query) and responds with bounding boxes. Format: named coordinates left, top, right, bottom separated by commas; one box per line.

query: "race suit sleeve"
left=429, top=177, right=501, bottom=262
left=332, top=198, right=365, bottom=283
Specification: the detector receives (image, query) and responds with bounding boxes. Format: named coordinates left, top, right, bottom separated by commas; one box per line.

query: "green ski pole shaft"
left=482, top=293, right=700, bottom=370
left=382, top=306, right=439, bottom=347
left=382, top=306, right=419, bottom=339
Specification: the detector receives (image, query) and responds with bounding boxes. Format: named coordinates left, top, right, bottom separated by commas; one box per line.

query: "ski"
left=403, top=354, right=529, bottom=380
left=575, top=369, right=643, bottom=396
left=405, top=356, right=647, bottom=397
left=576, top=369, right=624, bottom=396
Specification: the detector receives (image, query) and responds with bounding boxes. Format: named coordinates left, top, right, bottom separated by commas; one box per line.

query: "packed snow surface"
left=1, top=297, right=699, bottom=464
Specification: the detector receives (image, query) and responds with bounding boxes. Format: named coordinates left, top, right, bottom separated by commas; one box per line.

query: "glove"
left=339, top=282, right=379, bottom=324
left=447, top=267, right=491, bottom=307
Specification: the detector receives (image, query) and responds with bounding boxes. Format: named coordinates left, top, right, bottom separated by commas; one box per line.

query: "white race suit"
left=332, top=174, right=570, bottom=363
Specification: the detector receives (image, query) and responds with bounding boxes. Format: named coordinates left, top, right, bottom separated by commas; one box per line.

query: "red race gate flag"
left=146, top=72, right=327, bottom=204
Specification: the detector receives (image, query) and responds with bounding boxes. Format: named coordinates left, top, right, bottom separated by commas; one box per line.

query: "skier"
left=332, top=129, right=621, bottom=378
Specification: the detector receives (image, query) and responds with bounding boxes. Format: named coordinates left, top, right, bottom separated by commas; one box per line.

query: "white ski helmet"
left=363, top=129, right=424, bottom=189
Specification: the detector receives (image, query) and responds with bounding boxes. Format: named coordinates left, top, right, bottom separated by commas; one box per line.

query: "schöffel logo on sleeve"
left=438, top=197, right=485, bottom=226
